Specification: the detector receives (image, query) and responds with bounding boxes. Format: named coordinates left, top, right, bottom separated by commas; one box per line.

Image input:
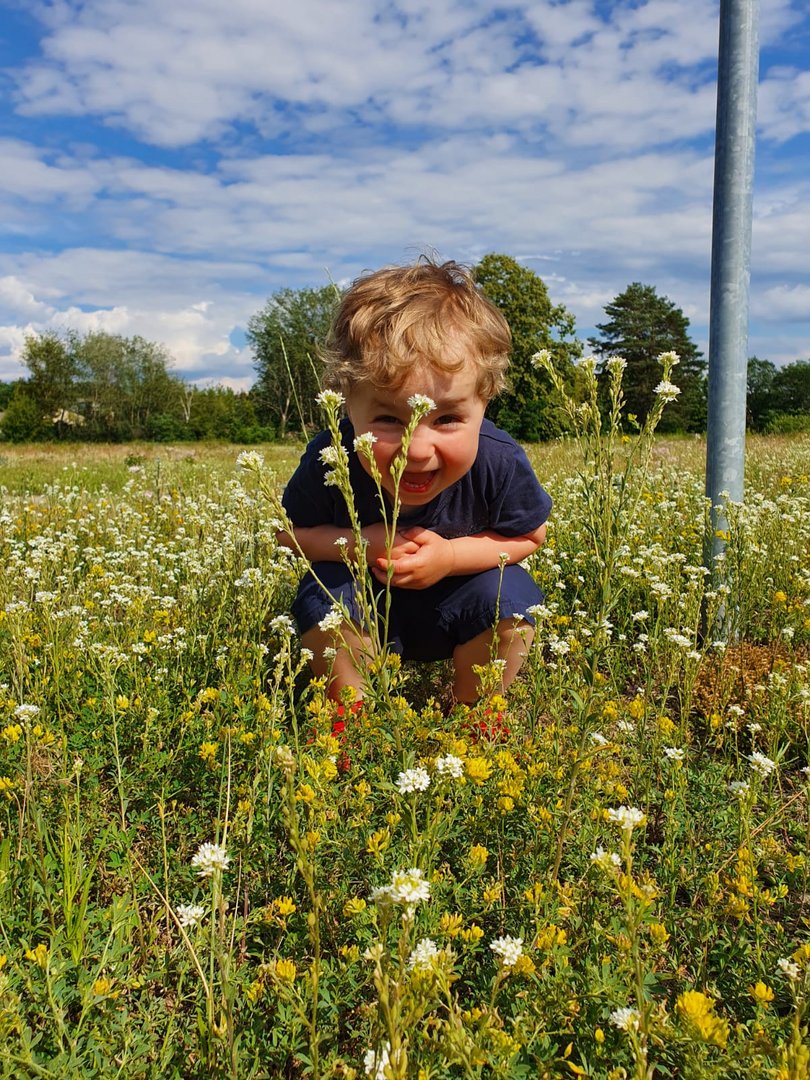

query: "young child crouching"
left=277, top=256, right=552, bottom=706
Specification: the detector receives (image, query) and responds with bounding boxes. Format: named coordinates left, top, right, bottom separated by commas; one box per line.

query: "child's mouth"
left=400, top=470, right=437, bottom=494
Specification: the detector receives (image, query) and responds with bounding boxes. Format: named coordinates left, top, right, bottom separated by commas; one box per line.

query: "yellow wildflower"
left=26, top=943, right=48, bottom=967
left=273, top=958, right=296, bottom=984
left=440, top=913, right=463, bottom=937
left=628, top=697, right=645, bottom=719
left=343, top=897, right=367, bottom=918
left=274, top=896, right=297, bottom=917
left=465, top=757, right=492, bottom=785
left=295, top=783, right=316, bottom=804
left=676, top=990, right=729, bottom=1049
left=773, top=590, right=787, bottom=604
left=649, top=923, right=670, bottom=946
left=459, top=925, right=484, bottom=944
left=467, top=845, right=488, bottom=869
left=198, top=741, right=219, bottom=765
left=602, top=701, right=619, bottom=721
left=749, top=981, right=774, bottom=1006
left=483, top=882, right=502, bottom=903
left=657, top=715, right=675, bottom=736
left=92, top=977, right=115, bottom=996
left=246, top=979, right=264, bottom=1004
left=498, top=796, right=515, bottom=812
left=366, top=828, right=390, bottom=856
left=2, top=724, right=23, bottom=744
left=115, top=695, right=130, bottom=711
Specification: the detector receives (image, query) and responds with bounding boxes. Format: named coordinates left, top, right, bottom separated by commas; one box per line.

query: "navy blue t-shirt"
left=282, top=417, right=552, bottom=539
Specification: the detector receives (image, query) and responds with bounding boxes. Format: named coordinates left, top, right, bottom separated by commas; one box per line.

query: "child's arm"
left=372, top=523, right=547, bottom=589
left=277, top=523, right=418, bottom=566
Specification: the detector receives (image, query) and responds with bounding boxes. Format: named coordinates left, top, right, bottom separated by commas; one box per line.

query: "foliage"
left=1, top=426, right=810, bottom=1077
left=589, top=283, right=706, bottom=432
left=473, top=254, right=580, bottom=441
left=0, top=387, right=47, bottom=442
left=247, top=285, right=340, bottom=438
left=747, top=356, right=778, bottom=432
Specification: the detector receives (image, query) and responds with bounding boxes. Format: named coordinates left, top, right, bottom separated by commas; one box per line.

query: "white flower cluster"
left=663, top=747, right=685, bottom=763
left=654, top=380, right=681, bottom=401
left=610, top=1006, right=641, bottom=1031
left=777, top=957, right=800, bottom=981
left=748, top=751, right=777, bottom=778
left=318, top=607, right=344, bottom=633
left=489, top=935, right=523, bottom=967
left=728, top=780, right=750, bottom=797
left=191, top=842, right=231, bottom=877
left=435, top=754, right=464, bottom=779
left=590, top=846, right=622, bottom=870
left=316, top=389, right=345, bottom=409
left=353, top=432, right=378, bottom=457
left=14, top=703, right=41, bottom=721
left=607, top=806, right=646, bottom=832
left=235, top=450, right=265, bottom=472
left=396, top=767, right=431, bottom=794
left=371, top=868, right=431, bottom=908
left=406, top=394, right=436, bottom=414
left=408, top=938, right=440, bottom=971
left=363, top=1041, right=391, bottom=1079
left=177, top=903, right=205, bottom=928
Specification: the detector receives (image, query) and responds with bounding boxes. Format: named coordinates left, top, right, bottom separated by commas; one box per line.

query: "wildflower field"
left=1, top=395, right=810, bottom=1076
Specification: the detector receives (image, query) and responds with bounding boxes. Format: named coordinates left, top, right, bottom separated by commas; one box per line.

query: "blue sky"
left=1, top=0, right=808, bottom=389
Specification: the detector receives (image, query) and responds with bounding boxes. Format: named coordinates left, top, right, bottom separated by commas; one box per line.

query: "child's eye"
left=435, top=414, right=461, bottom=426
left=372, top=415, right=403, bottom=426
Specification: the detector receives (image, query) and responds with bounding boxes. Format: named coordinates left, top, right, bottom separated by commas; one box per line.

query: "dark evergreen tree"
left=746, top=356, right=777, bottom=431
left=589, top=283, right=706, bottom=432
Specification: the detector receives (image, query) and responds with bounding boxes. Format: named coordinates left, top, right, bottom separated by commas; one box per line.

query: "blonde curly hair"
left=322, top=256, right=511, bottom=402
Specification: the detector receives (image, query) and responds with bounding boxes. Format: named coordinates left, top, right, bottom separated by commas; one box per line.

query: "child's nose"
left=406, top=425, right=434, bottom=461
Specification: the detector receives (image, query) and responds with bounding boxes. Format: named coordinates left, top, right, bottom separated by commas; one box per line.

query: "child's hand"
left=372, top=527, right=455, bottom=589
left=361, top=523, right=418, bottom=565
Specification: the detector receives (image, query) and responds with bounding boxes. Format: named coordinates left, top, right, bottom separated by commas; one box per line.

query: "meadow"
left=1, top=388, right=809, bottom=1077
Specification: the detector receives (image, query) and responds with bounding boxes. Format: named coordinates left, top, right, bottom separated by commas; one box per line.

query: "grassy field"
left=0, top=427, right=809, bottom=1078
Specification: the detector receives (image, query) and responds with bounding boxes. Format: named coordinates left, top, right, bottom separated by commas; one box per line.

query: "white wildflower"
left=658, top=350, right=680, bottom=367
left=590, top=732, right=609, bottom=747
left=654, top=380, right=681, bottom=401
left=490, top=935, right=523, bottom=968
left=363, top=1042, right=391, bottom=1080
left=14, top=704, right=41, bottom=721
left=353, top=432, right=378, bottom=456
left=408, top=938, right=440, bottom=971
left=531, top=349, right=552, bottom=370
left=191, top=842, right=231, bottom=877
left=371, top=868, right=431, bottom=907
left=316, top=389, right=344, bottom=409
left=406, top=394, right=436, bottom=414
left=607, top=806, right=646, bottom=832
left=318, top=607, right=344, bottom=633
left=236, top=450, right=264, bottom=472
left=590, top=846, right=622, bottom=870
left=777, top=958, right=800, bottom=981
left=610, top=1006, right=641, bottom=1031
left=728, top=780, right=750, bottom=797
left=396, top=767, right=431, bottom=794
left=748, top=751, right=776, bottom=778
left=663, top=747, right=685, bottom=763
left=176, top=903, right=205, bottom=928
left=605, top=355, right=627, bottom=374
left=435, top=754, right=464, bottom=779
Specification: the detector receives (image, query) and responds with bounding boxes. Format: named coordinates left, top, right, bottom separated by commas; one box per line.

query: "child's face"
left=346, top=364, right=486, bottom=507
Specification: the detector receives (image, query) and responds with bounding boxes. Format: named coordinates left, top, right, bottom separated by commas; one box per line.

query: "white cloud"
left=1, top=0, right=808, bottom=387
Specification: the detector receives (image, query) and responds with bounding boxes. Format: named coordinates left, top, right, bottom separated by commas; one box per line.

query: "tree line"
left=1, top=254, right=808, bottom=443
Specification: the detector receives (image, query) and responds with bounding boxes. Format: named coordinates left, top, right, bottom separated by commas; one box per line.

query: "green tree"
left=588, top=283, right=706, bottom=432
left=20, top=332, right=83, bottom=432
left=473, top=254, right=580, bottom=441
left=771, top=360, right=810, bottom=416
left=0, top=387, right=45, bottom=442
left=247, top=285, right=339, bottom=437
left=746, top=356, right=777, bottom=431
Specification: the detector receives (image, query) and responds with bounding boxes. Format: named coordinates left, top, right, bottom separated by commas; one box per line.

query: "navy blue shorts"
left=291, top=562, right=543, bottom=661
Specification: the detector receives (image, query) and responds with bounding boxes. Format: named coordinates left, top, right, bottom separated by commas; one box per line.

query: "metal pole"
left=705, top=0, right=759, bottom=577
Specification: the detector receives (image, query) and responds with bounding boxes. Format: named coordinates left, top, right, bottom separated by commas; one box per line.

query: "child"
left=278, top=256, right=551, bottom=706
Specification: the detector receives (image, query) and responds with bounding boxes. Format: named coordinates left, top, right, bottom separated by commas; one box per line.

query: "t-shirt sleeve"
left=281, top=431, right=340, bottom=528
left=488, top=442, right=552, bottom=536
